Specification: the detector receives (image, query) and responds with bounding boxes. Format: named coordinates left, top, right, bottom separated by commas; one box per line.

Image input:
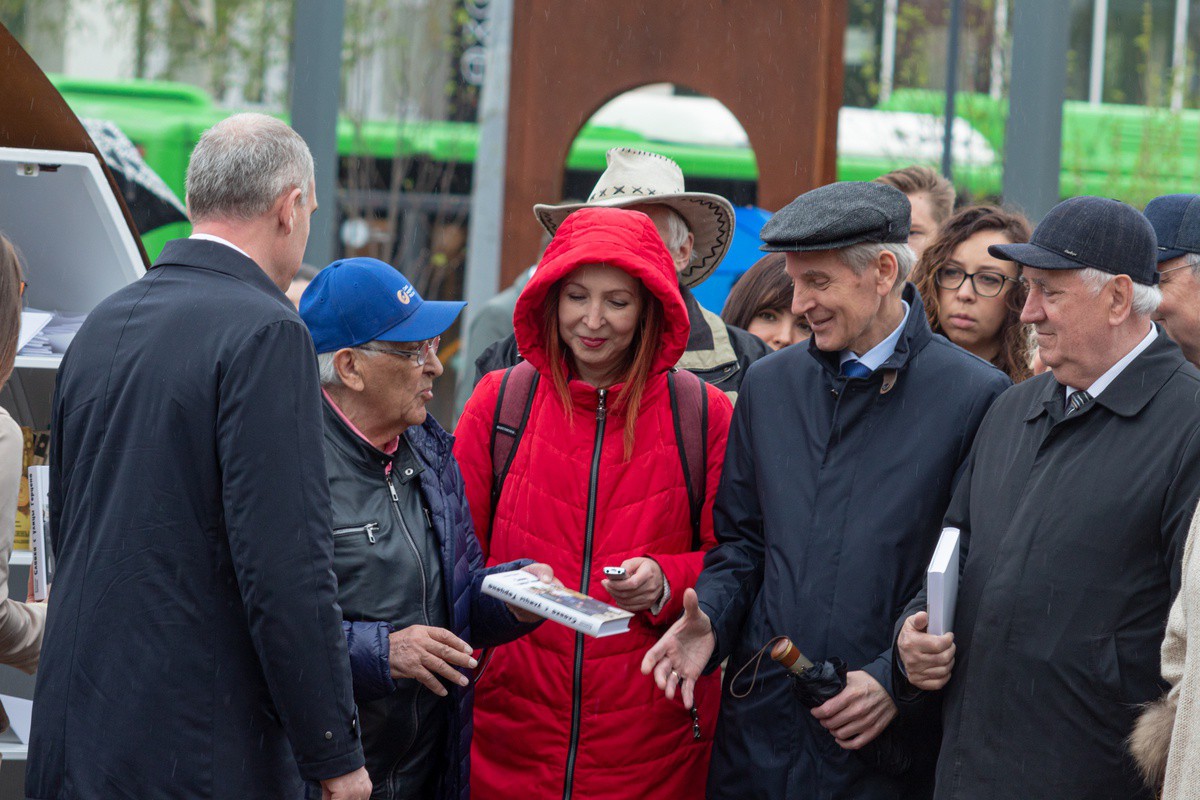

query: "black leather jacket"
left=321, top=398, right=536, bottom=800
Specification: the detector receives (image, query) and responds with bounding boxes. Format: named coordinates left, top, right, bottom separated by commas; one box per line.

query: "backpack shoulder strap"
left=489, top=360, right=539, bottom=521
left=667, top=368, right=708, bottom=550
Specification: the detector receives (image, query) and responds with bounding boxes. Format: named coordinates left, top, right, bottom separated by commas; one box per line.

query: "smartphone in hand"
left=603, top=566, right=628, bottom=580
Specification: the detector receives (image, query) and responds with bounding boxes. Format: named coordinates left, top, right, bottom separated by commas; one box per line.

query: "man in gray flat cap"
left=644, top=181, right=1010, bottom=799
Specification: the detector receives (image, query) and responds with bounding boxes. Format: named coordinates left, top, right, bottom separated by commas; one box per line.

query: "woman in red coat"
left=455, top=206, right=732, bottom=799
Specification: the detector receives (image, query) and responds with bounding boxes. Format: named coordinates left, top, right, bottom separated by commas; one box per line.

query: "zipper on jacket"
left=563, top=389, right=607, bottom=800
left=332, top=522, right=379, bottom=544
left=387, top=475, right=430, bottom=627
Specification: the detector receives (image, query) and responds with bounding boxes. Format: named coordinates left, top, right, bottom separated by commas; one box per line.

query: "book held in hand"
left=28, top=465, right=53, bottom=601
left=481, top=570, right=633, bottom=638
left=926, top=527, right=960, bottom=636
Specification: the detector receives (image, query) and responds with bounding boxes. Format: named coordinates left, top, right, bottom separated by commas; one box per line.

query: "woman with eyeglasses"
left=0, top=235, right=48, bottom=748
left=913, top=205, right=1035, bottom=383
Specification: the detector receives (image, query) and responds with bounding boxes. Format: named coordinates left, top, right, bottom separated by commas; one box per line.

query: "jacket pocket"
left=333, top=521, right=380, bottom=547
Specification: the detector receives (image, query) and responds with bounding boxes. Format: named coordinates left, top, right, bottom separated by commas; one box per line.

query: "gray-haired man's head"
left=185, top=113, right=314, bottom=223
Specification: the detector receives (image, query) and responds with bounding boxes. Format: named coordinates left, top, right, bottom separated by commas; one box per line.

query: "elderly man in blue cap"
left=896, top=196, right=1200, bottom=800
left=299, top=258, right=552, bottom=800
left=644, top=182, right=1009, bottom=799
left=1144, top=194, right=1200, bottom=366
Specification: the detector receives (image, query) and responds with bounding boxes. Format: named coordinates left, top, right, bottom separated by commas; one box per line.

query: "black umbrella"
left=81, top=118, right=188, bottom=234
left=771, top=638, right=917, bottom=777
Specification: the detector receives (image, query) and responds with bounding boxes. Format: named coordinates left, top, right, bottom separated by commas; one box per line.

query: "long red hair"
left=539, top=275, right=666, bottom=460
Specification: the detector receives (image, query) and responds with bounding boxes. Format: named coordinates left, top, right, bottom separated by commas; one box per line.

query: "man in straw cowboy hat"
left=473, top=147, right=769, bottom=400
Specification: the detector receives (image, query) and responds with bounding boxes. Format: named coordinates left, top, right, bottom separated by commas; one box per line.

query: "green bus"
left=50, top=75, right=1198, bottom=269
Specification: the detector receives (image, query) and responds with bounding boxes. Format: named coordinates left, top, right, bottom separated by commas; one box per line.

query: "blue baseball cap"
left=300, top=257, right=466, bottom=354
left=988, top=196, right=1159, bottom=286
left=1143, top=194, right=1200, bottom=263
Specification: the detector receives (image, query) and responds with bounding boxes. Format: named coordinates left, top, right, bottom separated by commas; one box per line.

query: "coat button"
left=325, top=731, right=333, bottom=740
left=404, top=468, right=414, bottom=477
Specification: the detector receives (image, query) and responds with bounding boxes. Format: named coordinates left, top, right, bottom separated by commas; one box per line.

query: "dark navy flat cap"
left=759, top=181, right=911, bottom=252
left=1143, top=194, right=1200, bottom=263
left=989, top=196, right=1159, bottom=286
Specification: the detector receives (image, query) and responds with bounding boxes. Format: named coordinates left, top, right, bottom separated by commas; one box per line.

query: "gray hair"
left=316, top=351, right=342, bottom=387
left=1178, top=253, right=1200, bottom=277
left=1079, top=267, right=1162, bottom=317
left=186, top=113, right=314, bottom=222
left=659, top=206, right=691, bottom=254
left=838, top=242, right=917, bottom=291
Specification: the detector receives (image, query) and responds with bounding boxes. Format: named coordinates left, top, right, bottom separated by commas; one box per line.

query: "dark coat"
left=896, top=327, right=1200, bottom=800
left=472, top=286, right=769, bottom=399
left=27, top=239, right=363, bottom=799
left=325, top=402, right=536, bottom=800
left=696, top=286, right=1010, bottom=800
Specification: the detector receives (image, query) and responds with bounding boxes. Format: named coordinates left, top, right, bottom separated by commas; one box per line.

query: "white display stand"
left=0, top=146, right=146, bottom=798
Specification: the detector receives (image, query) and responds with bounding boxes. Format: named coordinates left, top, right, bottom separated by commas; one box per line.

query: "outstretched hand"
left=640, top=588, right=714, bottom=708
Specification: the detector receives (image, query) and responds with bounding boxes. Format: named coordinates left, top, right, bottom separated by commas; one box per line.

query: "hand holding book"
left=506, top=563, right=558, bottom=624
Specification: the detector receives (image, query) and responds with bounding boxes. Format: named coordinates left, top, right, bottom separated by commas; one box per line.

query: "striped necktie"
left=1067, top=390, right=1092, bottom=415
left=840, top=359, right=872, bottom=380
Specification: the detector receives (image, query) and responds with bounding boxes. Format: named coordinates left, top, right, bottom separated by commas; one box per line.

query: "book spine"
left=928, top=570, right=945, bottom=637
left=28, top=467, right=49, bottom=601
left=482, top=579, right=603, bottom=637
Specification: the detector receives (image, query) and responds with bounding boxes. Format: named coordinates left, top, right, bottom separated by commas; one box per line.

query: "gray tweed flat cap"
left=759, top=181, right=912, bottom=252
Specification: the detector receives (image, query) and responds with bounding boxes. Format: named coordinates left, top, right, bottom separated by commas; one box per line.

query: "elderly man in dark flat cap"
left=644, top=181, right=1010, bottom=799
left=1145, top=194, right=1200, bottom=367
left=896, top=196, right=1200, bottom=800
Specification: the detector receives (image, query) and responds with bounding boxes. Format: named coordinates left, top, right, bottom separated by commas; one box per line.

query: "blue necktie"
left=840, top=359, right=872, bottom=380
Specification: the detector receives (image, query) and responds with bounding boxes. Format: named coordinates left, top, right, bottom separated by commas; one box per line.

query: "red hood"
left=513, top=206, right=689, bottom=377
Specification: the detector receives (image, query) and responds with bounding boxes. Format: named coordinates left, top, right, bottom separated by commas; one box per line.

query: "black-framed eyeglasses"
left=934, top=266, right=1019, bottom=298
left=359, top=335, right=441, bottom=366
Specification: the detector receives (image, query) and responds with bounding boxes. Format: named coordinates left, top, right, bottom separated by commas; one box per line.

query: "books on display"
left=926, top=527, right=960, bottom=636
left=481, top=570, right=633, bottom=638
left=28, top=465, right=52, bottom=601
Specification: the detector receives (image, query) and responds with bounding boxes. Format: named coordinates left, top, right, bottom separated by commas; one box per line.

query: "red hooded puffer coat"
left=455, top=207, right=733, bottom=799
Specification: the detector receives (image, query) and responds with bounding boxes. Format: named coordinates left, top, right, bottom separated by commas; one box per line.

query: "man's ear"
left=278, top=187, right=304, bottom=235
left=334, top=348, right=367, bottom=392
left=876, top=250, right=900, bottom=296
left=1107, top=274, right=1135, bottom=326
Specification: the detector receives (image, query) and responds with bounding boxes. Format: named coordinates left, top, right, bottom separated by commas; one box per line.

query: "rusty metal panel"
left=500, top=0, right=846, bottom=285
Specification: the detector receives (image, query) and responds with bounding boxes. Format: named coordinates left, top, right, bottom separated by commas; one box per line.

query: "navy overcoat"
left=697, top=286, right=1010, bottom=799
left=27, top=239, right=363, bottom=799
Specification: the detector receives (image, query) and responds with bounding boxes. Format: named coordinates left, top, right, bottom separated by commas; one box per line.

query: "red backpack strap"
left=667, top=368, right=708, bottom=550
left=489, top=360, right=539, bottom=522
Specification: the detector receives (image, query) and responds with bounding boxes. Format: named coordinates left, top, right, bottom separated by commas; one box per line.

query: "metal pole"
left=1089, top=0, right=1108, bottom=105
left=1004, top=0, right=1071, bottom=222
left=1171, top=0, right=1189, bottom=112
left=880, top=0, right=899, bottom=103
left=941, top=0, right=963, bottom=181
left=989, top=0, right=1008, bottom=100
left=462, top=0, right=512, bottom=336
left=290, top=0, right=346, bottom=269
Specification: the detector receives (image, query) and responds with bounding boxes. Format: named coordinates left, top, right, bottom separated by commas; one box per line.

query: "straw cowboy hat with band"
left=533, top=147, right=735, bottom=288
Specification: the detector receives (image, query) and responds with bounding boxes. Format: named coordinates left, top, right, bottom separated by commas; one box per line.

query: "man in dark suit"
left=27, top=114, right=371, bottom=800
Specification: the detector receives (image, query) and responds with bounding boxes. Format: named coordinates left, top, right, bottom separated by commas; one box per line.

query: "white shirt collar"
left=189, top=233, right=253, bottom=261
left=839, top=300, right=911, bottom=373
left=1064, top=324, right=1157, bottom=408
